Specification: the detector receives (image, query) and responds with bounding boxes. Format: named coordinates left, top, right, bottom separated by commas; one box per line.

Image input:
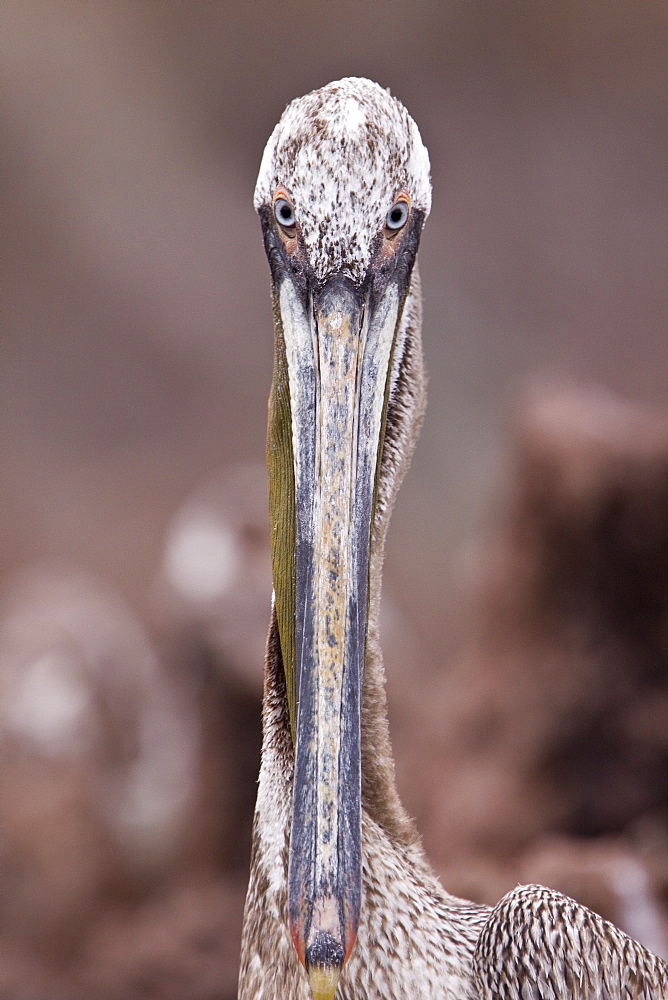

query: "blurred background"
left=1, top=1, right=667, bottom=997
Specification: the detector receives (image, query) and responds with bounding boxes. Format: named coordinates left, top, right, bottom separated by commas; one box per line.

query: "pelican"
left=238, top=78, right=667, bottom=1000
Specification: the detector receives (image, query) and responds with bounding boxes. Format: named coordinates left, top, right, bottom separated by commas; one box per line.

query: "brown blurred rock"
left=154, top=463, right=272, bottom=699
left=151, top=462, right=269, bottom=871
left=0, top=564, right=200, bottom=958
left=479, top=382, right=668, bottom=838
left=81, top=874, right=245, bottom=1000
left=0, top=874, right=245, bottom=1000
left=408, top=383, right=668, bottom=947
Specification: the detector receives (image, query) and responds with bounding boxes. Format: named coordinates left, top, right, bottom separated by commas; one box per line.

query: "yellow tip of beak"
left=308, top=964, right=341, bottom=1000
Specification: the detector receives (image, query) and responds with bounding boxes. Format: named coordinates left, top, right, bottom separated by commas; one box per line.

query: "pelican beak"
left=262, top=206, right=422, bottom=997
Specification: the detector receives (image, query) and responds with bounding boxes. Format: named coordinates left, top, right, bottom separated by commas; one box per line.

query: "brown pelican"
left=238, top=77, right=667, bottom=1000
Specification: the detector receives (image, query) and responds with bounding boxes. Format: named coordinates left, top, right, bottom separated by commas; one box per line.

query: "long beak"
left=270, top=268, right=402, bottom=999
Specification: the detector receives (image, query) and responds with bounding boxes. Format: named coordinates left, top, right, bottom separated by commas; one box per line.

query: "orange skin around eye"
left=273, top=187, right=300, bottom=255
left=378, top=187, right=412, bottom=263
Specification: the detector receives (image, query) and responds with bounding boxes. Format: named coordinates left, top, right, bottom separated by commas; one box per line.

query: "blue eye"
left=385, top=200, right=409, bottom=232
left=274, top=198, right=296, bottom=229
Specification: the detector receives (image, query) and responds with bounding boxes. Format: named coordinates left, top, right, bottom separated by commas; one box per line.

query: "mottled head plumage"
left=254, top=77, right=431, bottom=283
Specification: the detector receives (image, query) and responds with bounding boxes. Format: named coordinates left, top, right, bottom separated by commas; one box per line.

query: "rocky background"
left=2, top=2, right=667, bottom=997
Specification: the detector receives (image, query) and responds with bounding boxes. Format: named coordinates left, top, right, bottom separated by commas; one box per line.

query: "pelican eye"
left=385, top=199, right=410, bottom=232
left=274, top=198, right=296, bottom=231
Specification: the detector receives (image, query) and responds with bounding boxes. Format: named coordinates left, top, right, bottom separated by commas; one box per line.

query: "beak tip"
left=306, top=932, right=345, bottom=1000
left=307, top=963, right=342, bottom=1000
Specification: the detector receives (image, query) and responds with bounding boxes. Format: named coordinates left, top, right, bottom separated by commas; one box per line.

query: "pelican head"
left=254, top=77, right=431, bottom=999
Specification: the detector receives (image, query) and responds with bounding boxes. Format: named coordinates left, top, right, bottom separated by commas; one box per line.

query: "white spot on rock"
left=6, top=648, right=93, bottom=756
left=164, top=507, right=240, bottom=601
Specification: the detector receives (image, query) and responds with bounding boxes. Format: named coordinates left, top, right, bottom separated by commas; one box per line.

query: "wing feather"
left=474, top=884, right=668, bottom=999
